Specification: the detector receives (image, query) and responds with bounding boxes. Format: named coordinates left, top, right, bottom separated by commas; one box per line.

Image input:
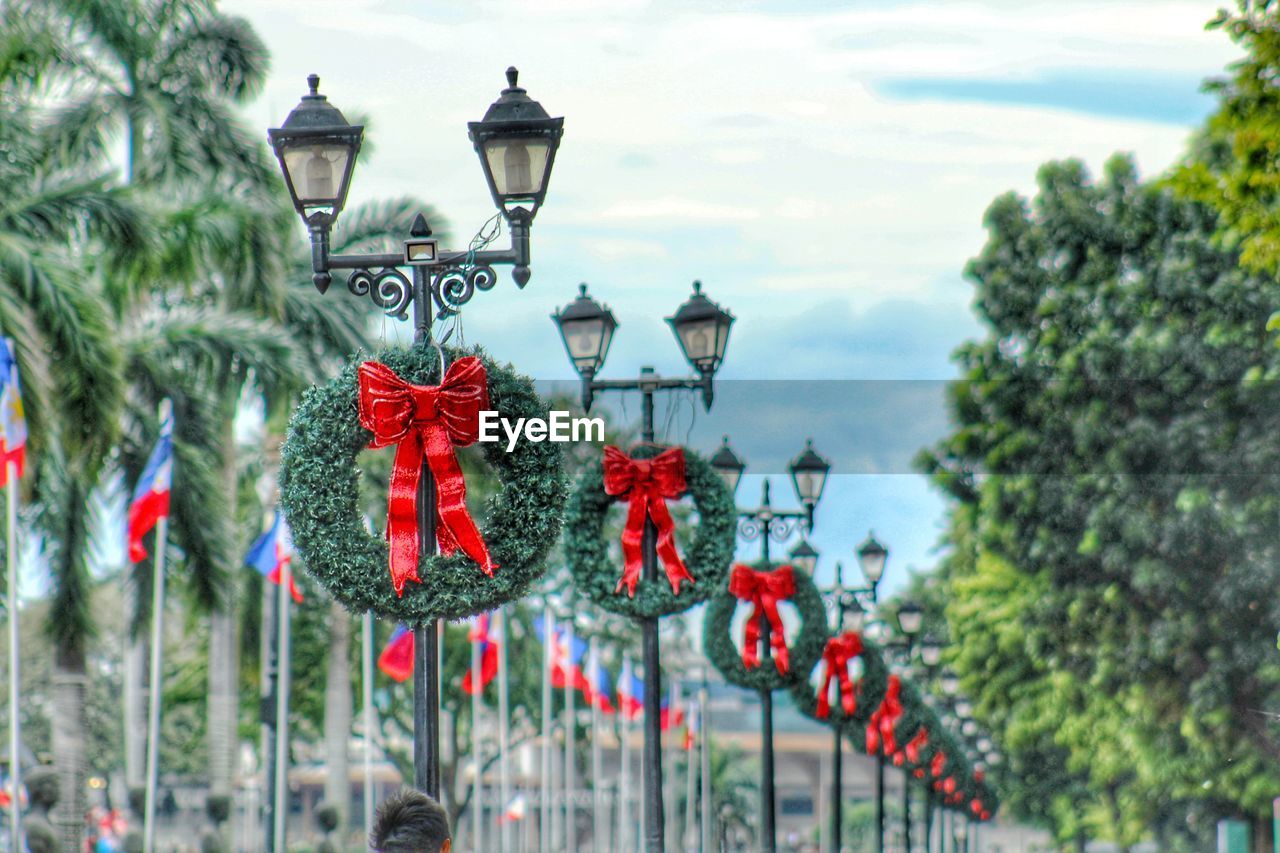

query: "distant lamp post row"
left=815, top=534, right=890, bottom=853
left=552, top=281, right=734, bottom=853
left=709, top=436, right=830, bottom=853
left=265, top=68, right=563, bottom=839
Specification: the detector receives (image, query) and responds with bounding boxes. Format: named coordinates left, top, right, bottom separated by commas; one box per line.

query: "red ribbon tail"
left=648, top=497, right=693, bottom=594
left=840, top=669, right=857, bottom=716
left=425, top=425, right=497, bottom=577
left=741, top=608, right=762, bottom=669
left=763, top=599, right=789, bottom=675
left=615, top=497, right=647, bottom=596
left=386, top=435, right=424, bottom=596
left=816, top=668, right=833, bottom=719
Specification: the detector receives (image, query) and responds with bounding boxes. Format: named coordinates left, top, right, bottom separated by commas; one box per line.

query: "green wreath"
left=564, top=444, right=736, bottom=619
left=790, top=633, right=889, bottom=732
left=280, top=344, right=567, bottom=623
left=704, top=563, right=828, bottom=692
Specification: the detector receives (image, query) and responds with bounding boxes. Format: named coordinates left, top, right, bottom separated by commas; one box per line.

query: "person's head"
left=370, top=788, right=452, bottom=853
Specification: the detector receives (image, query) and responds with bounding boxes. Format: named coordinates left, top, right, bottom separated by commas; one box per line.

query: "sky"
left=215, top=0, right=1239, bottom=599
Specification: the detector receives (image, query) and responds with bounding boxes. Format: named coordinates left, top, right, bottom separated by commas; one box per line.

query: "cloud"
left=875, top=68, right=1214, bottom=126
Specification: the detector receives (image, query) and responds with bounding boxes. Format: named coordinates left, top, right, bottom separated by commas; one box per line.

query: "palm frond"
left=0, top=237, right=123, bottom=473
left=127, top=305, right=303, bottom=406
left=155, top=11, right=269, bottom=101
left=329, top=198, right=452, bottom=253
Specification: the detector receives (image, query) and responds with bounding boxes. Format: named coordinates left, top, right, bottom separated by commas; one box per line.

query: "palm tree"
left=36, top=0, right=272, bottom=822
left=44, top=0, right=271, bottom=189
left=34, top=5, right=445, bottom=843
left=0, top=11, right=145, bottom=848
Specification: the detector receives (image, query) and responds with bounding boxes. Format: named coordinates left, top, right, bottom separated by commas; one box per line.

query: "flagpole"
left=362, top=612, right=375, bottom=842
left=667, top=685, right=685, bottom=852
left=684, top=694, right=696, bottom=851
left=618, top=655, right=632, bottom=853
left=540, top=609, right=553, bottom=853
left=471, top=623, right=483, bottom=852
left=7, top=460, right=21, bottom=853
left=563, top=619, right=577, bottom=853
left=699, top=676, right=712, bottom=853
left=589, top=639, right=603, bottom=853
left=142, top=512, right=169, bottom=853
left=497, top=608, right=512, bottom=853
left=272, top=559, right=292, bottom=851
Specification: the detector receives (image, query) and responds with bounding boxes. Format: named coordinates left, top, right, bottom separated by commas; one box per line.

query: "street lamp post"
left=918, top=636, right=943, bottom=853
left=894, top=602, right=924, bottom=853
left=711, top=437, right=831, bottom=853
left=552, top=282, right=734, bottom=853
left=267, top=68, right=563, bottom=812
left=816, top=535, right=888, bottom=853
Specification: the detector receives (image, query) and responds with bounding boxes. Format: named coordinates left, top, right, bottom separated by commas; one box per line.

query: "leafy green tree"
left=1173, top=1, right=1280, bottom=276
left=920, top=155, right=1280, bottom=846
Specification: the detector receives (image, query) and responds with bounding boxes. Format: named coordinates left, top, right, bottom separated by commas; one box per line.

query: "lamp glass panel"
left=283, top=144, right=351, bottom=204
left=792, top=468, right=827, bottom=505
left=921, top=645, right=943, bottom=667
left=674, top=317, right=719, bottom=367
left=843, top=606, right=865, bottom=634
left=858, top=549, right=887, bottom=584
left=559, top=317, right=609, bottom=373
left=897, top=609, right=924, bottom=635
left=484, top=138, right=550, bottom=198
left=713, top=465, right=742, bottom=495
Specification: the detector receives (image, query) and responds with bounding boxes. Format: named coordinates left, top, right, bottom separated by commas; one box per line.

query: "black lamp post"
left=894, top=602, right=924, bottom=853
left=711, top=437, right=831, bottom=853
left=816, top=534, right=888, bottom=853
left=552, top=281, right=733, bottom=853
left=916, top=635, right=944, bottom=852
left=266, top=69, right=562, bottom=818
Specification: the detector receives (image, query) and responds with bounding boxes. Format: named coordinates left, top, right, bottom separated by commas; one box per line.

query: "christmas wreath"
left=564, top=443, right=736, bottom=619
left=280, top=344, right=567, bottom=623
left=704, top=562, right=827, bottom=692
left=790, top=632, right=889, bottom=731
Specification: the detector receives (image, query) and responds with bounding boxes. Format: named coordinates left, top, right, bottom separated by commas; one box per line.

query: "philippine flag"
left=586, top=652, right=616, bottom=715
left=378, top=624, right=414, bottom=683
left=683, top=700, right=699, bottom=751
left=126, top=404, right=173, bottom=563
left=617, top=657, right=644, bottom=720
left=660, top=685, right=685, bottom=732
left=246, top=510, right=302, bottom=604
left=497, top=793, right=527, bottom=824
left=0, top=338, right=27, bottom=484
left=462, top=612, right=499, bottom=696
left=534, top=615, right=590, bottom=694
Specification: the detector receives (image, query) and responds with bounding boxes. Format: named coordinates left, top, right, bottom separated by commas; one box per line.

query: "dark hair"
left=370, top=788, right=452, bottom=852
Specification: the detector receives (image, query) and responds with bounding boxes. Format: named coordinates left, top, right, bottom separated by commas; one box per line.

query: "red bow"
left=865, top=674, right=904, bottom=755
left=970, top=800, right=982, bottom=816
left=815, top=631, right=862, bottom=719
left=930, top=750, right=947, bottom=779
left=943, top=776, right=957, bottom=795
left=905, top=726, right=929, bottom=764
left=602, top=446, right=693, bottom=596
left=357, top=356, right=497, bottom=596
left=728, top=563, right=796, bottom=674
